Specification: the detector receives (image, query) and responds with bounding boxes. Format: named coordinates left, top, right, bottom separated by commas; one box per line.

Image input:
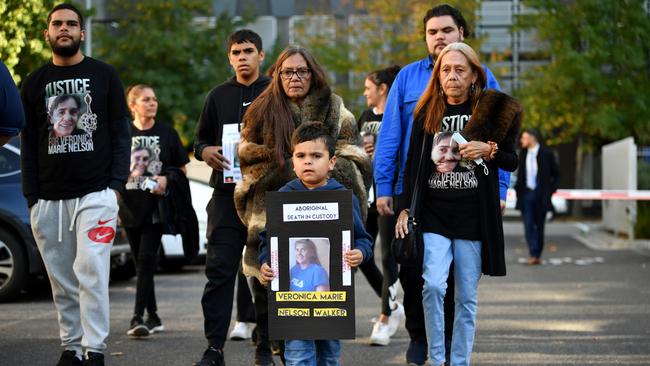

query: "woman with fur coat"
left=234, top=45, right=371, bottom=280
left=395, top=42, right=521, bottom=366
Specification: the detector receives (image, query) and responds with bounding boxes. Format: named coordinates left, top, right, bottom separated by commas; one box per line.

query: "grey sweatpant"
left=31, top=188, right=118, bottom=355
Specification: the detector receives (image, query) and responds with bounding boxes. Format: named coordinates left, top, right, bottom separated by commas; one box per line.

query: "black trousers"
left=125, top=222, right=163, bottom=317
left=359, top=209, right=384, bottom=298
left=201, top=193, right=247, bottom=348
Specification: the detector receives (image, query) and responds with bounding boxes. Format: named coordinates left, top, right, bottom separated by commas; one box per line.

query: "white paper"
left=222, top=123, right=242, bottom=183
left=283, top=202, right=339, bottom=222
left=342, top=230, right=351, bottom=286
left=270, top=237, right=279, bottom=291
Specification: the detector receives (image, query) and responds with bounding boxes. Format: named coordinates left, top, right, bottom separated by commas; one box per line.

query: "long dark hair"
left=242, top=45, right=329, bottom=168
left=366, top=64, right=401, bottom=90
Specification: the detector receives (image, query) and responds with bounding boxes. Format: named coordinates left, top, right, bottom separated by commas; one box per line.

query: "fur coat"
left=401, top=89, right=522, bottom=276
left=234, top=86, right=371, bottom=279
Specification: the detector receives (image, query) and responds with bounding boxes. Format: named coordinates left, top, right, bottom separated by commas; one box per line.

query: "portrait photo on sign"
left=288, top=238, right=330, bottom=292
left=46, top=94, right=86, bottom=138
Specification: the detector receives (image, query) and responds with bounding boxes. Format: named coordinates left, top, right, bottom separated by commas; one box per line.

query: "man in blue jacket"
left=373, top=4, right=510, bottom=366
left=0, top=61, right=25, bottom=146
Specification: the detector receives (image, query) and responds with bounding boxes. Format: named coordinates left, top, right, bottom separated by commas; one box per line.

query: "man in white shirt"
left=515, top=129, right=560, bottom=265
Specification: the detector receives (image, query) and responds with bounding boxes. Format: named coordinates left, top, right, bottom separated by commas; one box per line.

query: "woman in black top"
left=358, top=65, right=407, bottom=346
left=119, top=84, right=190, bottom=338
left=396, top=43, right=521, bottom=366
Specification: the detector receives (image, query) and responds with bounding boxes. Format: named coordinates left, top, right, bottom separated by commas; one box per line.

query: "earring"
left=470, top=83, right=476, bottom=94
left=438, top=84, right=444, bottom=96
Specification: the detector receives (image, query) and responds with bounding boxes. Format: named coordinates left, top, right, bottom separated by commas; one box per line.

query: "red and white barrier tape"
left=553, top=189, right=650, bottom=201
left=507, top=189, right=650, bottom=200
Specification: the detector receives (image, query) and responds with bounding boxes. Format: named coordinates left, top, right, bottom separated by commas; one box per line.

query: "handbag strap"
left=408, top=132, right=428, bottom=219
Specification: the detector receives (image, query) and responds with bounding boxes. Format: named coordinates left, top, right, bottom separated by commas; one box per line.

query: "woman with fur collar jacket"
left=234, top=45, right=371, bottom=280
left=396, top=43, right=521, bottom=366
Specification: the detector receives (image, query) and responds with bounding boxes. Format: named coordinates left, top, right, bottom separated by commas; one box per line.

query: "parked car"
left=0, top=138, right=134, bottom=302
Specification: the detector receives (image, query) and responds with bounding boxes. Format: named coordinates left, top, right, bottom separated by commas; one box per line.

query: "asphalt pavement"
left=1, top=222, right=649, bottom=365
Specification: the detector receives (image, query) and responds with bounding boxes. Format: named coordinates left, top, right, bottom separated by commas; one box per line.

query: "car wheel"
left=0, top=228, right=28, bottom=302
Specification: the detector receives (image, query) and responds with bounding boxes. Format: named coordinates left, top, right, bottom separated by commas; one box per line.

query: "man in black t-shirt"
left=193, top=29, right=274, bottom=366
left=20, top=4, right=130, bottom=366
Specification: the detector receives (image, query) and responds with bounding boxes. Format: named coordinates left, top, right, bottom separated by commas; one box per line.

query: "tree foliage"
left=290, top=0, right=480, bottom=116
left=516, top=0, right=650, bottom=148
left=0, top=0, right=55, bottom=83
left=94, top=0, right=251, bottom=146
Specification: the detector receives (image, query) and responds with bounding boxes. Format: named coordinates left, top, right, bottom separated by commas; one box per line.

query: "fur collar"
left=288, top=86, right=342, bottom=138
left=462, top=89, right=523, bottom=143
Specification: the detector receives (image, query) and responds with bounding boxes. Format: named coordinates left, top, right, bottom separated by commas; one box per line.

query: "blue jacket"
left=0, top=61, right=25, bottom=138
left=374, top=55, right=510, bottom=200
left=258, top=178, right=373, bottom=265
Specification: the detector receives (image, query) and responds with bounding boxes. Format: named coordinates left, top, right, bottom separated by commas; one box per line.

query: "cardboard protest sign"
left=265, top=189, right=355, bottom=340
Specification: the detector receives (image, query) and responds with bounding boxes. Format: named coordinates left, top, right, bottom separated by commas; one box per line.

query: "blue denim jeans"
left=421, top=232, right=482, bottom=366
left=284, top=339, right=341, bottom=366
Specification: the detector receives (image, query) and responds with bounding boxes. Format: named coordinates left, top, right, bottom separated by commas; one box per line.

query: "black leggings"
left=125, top=223, right=163, bottom=317
left=359, top=210, right=384, bottom=299
left=378, top=212, right=399, bottom=316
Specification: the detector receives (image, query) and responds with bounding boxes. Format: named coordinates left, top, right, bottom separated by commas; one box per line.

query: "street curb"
left=573, top=222, right=650, bottom=251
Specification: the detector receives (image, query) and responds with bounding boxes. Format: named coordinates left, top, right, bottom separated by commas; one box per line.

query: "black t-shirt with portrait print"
left=20, top=57, right=131, bottom=207
left=118, top=121, right=190, bottom=228
left=358, top=108, right=383, bottom=212
left=420, top=100, right=481, bottom=240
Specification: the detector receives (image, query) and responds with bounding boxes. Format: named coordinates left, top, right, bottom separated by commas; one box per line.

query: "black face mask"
left=49, top=36, right=82, bottom=58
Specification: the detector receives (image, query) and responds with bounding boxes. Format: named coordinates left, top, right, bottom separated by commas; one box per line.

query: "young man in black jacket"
left=193, top=29, right=274, bottom=366
left=20, top=4, right=130, bottom=366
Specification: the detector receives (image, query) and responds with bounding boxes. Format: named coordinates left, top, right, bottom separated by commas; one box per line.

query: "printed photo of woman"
left=431, top=131, right=461, bottom=173
left=47, top=94, right=82, bottom=137
left=289, top=238, right=330, bottom=292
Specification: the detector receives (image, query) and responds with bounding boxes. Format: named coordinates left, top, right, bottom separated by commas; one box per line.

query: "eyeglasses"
left=279, top=68, right=311, bottom=80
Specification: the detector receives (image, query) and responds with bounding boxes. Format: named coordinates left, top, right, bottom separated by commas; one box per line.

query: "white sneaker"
left=229, top=321, right=255, bottom=340
left=387, top=302, right=405, bottom=336
left=369, top=321, right=391, bottom=346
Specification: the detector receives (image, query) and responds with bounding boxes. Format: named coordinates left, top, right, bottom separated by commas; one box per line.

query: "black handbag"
left=391, top=133, right=427, bottom=267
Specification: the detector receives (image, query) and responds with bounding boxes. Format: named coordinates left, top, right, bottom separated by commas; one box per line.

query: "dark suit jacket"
left=515, top=145, right=560, bottom=214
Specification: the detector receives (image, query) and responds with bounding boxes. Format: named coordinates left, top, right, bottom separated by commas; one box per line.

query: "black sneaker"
left=406, top=340, right=427, bottom=366
left=254, top=343, right=275, bottom=366
left=127, top=315, right=150, bottom=338
left=83, top=352, right=104, bottom=366
left=145, top=313, right=164, bottom=334
left=193, top=347, right=225, bottom=366
left=271, top=340, right=282, bottom=356
left=56, top=350, right=83, bottom=366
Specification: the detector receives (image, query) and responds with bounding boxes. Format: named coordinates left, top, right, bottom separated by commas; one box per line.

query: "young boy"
left=259, top=121, right=373, bottom=365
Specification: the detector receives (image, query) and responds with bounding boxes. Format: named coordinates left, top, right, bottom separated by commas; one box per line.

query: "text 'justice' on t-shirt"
left=420, top=100, right=480, bottom=240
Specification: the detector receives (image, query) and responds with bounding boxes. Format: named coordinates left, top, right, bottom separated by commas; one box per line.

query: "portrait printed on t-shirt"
left=46, top=94, right=85, bottom=138
left=288, top=237, right=330, bottom=292
left=125, top=135, right=163, bottom=190
left=428, top=131, right=478, bottom=190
